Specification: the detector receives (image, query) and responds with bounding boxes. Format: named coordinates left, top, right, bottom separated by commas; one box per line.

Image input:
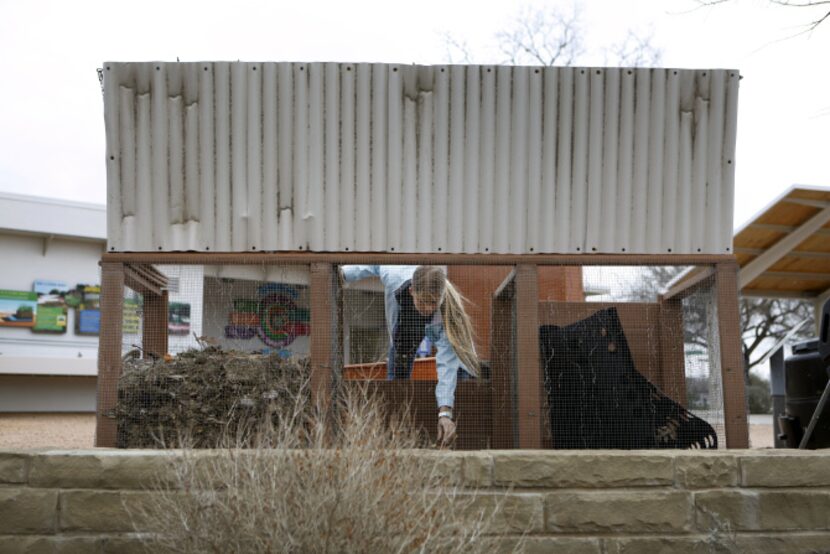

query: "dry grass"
left=133, top=383, right=513, bottom=553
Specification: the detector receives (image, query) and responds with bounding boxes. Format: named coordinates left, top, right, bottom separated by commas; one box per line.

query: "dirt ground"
left=0, top=413, right=776, bottom=450
left=0, top=413, right=96, bottom=449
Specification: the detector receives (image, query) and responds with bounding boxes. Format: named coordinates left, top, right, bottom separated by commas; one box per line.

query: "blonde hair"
left=411, top=266, right=480, bottom=377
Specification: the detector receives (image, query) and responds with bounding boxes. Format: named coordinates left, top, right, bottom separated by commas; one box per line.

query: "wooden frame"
left=95, top=253, right=749, bottom=449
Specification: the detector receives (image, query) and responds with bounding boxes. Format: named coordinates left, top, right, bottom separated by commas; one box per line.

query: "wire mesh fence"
left=101, top=258, right=740, bottom=450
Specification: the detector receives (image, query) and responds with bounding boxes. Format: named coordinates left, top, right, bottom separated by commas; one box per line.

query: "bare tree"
left=443, top=3, right=661, bottom=67
left=697, top=0, right=830, bottom=32
left=740, top=297, right=814, bottom=370
left=627, top=266, right=814, bottom=372
left=496, top=4, right=586, bottom=66
left=607, top=28, right=663, bottom=67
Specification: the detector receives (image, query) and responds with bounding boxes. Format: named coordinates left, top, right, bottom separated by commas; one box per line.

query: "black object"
left=795, top=299, right=830, bottom=449
left=391, top=280, right=432, bottom=379
left=779, top=340, right=828, bottom=447
left=540, top=307, right=718, bottom=449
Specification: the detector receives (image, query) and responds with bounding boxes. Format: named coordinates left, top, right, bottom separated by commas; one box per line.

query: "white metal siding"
left=102, top=62, right=739, bottom=254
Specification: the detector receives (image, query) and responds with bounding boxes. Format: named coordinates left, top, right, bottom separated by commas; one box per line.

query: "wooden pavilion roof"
left=735, top=185, right=830, bottom=300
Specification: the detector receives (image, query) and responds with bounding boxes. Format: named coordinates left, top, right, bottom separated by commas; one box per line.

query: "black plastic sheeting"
left=540, top=307, right=718, bottom=449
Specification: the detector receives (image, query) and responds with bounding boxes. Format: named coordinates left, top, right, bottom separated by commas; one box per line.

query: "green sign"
left=0, top=290, right=37, bottom=328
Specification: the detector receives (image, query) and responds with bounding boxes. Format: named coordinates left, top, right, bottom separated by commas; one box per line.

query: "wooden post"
left=515, top=264, right=543, bottom=448
left=716, top=261, right=749, bottom=448
left=143, top=289, right=169, bottom=359
left=491, top=272, right=515, bottom=448
left=96, top=262, right=125, bottom=447
left=658, top=298, right=687, bottom=405
left=310, top=263, right=336, bottom=411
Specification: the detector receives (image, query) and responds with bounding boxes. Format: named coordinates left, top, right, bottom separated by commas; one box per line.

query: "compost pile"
left=117, top=347, right=310, bottom=448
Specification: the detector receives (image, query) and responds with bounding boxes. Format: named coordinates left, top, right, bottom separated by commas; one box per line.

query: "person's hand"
left=436, top=416, right=457, bottom=448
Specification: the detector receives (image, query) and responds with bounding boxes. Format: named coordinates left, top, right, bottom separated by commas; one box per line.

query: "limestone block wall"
left=2, top=449, right=830, bottom=553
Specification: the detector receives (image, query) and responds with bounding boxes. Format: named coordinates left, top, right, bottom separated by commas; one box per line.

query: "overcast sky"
left=1, top=0, right=828, bottom=229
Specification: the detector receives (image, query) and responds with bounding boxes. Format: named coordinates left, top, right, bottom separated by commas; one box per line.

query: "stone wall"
left=2, top=449, right=830, bottom=553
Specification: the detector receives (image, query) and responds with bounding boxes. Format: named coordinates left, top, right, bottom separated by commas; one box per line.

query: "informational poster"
left=168, top=302, right=191, bottom=335
left=123, top=299, right=141, bottom=335
left=76, top=285, right=101, bottom=335
left=0, top=290, right=37, bottom=328
left=32, top=280, right=70, bottom=333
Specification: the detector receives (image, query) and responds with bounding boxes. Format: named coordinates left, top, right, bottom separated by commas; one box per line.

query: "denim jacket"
left=341, top=265, right=471, bottom=408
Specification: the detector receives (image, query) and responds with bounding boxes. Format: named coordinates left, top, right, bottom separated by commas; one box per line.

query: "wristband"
left=438, top=411, right=453, bottom=420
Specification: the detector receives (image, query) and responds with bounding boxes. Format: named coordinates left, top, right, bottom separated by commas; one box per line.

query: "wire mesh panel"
left=116, top=264, right=313, bottom=447
left=540, top=266, right=724, bottom=449
left=102, top=258, right=744, bottom=449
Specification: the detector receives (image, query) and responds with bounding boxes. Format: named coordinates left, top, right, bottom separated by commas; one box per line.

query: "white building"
left=0, top=193, right=106, bottom=412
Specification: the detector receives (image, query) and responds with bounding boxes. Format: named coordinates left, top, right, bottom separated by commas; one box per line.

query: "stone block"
left=59, top=490, right=155, bottom=533
left=462, top=451, right=493, bottom=487
left=758, top=490, right=830, bottom=530
left=102, top=534, right=168, bottom=553
left=0, top=452, right=29, bottom=484
left=404, top=450, right=463, bottom=486
left=492, top=451, right=673, bottom=488
left=741, top=452, right=830, bottom=487
left=694, top=490, right=759, bottom=532
left=483, top=536, right=602, bottom=554
left=607, top=535, right=733, bottom=554
left=0, top=489, right=58, bottom=534
left=675, top=454, right=738, bottom=489
left=546, top=491, right=692, bottom=533
left=29, top=450, right=175, bottom=490
left=735, top=532, right=830, bottom=553
left=460, top=492, right=545, bottom=534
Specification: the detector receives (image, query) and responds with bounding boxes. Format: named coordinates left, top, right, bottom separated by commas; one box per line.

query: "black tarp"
left=541, top=307, right=718, bottom=449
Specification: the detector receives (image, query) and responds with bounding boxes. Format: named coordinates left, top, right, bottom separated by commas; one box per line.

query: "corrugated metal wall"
left=102, top=62, right=739, bottom=254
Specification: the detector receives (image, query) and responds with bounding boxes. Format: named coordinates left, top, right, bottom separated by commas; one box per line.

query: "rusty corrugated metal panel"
left=102, top=62, right=739, bottom=254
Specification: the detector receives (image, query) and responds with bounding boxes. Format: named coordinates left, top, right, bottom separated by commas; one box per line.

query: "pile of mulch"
left=116, top=347, right=310, bottom=448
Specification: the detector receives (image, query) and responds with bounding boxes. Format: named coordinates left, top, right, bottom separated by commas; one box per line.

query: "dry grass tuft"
left=132, top=383, right=514, bottom=553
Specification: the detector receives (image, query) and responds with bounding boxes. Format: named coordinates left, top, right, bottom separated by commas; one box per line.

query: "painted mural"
left=224, top=284, right=310, bottom=350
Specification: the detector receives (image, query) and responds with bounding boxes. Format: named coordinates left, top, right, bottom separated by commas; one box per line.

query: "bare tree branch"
left=442, top=32, right=473, bottom=65
left=606, top=28, right=663, bottom=67
left=495, top=4, right=586, bottom=66
left=697, top=0, right=830, bottom=31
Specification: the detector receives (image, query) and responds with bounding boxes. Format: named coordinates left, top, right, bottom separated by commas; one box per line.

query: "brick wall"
left=2, top=449, right=830, bottom=553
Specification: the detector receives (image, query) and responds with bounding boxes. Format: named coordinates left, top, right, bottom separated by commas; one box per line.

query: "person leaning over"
left=340, top=265, right=480, bottom=446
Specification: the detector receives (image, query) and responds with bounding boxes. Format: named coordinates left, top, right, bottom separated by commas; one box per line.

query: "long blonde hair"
left=411, top=266, right=479, bottom=377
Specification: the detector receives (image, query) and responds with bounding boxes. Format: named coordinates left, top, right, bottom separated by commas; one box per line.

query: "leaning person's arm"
left=434, top=329, right=462, bottom=415
left=340, top=265, right=381, bottom=283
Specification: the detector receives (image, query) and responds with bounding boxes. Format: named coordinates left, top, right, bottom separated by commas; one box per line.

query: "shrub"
left=132, top=383, right=511, bottom=553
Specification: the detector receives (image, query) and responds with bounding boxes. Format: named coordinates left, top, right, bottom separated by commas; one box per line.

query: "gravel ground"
left=0, top=413, right=96, bottom=449
left=0, top=413, right=776, bottom=450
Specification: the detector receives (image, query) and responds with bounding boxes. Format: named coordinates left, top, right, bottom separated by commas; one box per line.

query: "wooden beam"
left=741, top=289, right=819, bottom=299
left=760, top=271, right=830, bottom=281
left=749, top=223, right=830, bottom=237
left=782, top=197, right=830, bottom=209
left=716, top=262, right=749, bottom=449
left=763, top=271, right=830, bottom=282
left=735, top=247, right=830, bottom=260
left=740, top=204, right=830, bottom=288
left=659, top=267, right=716, bottom=302
left=142, top=290, right=169, bottom=359
left=124, top=265, right=162, bottom=297
left=514, top=264, right=543, bottom=449
left=95, top=262, right=124, bottom=448
left=101, top=251, right=734, bottom=267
